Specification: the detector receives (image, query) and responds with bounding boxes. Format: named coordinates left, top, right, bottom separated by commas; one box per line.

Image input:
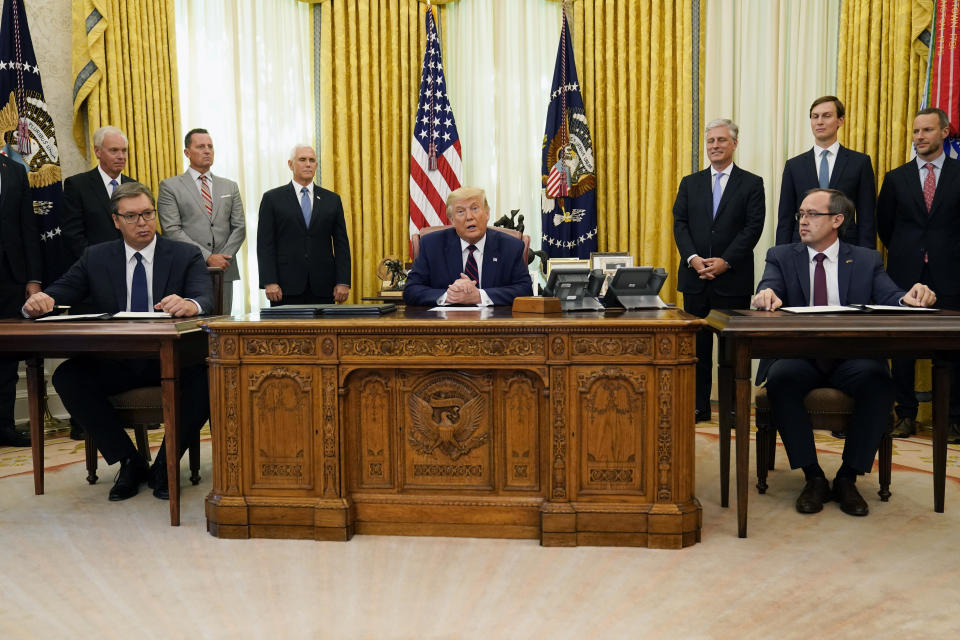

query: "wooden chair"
left=753, top=386, right=893, bottom=500
left=83, top=267, right=224, bottom=485
left=410, top=225, right=531, bottom=264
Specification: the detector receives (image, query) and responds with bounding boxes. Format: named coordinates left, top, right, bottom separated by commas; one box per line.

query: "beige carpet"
left=1, top=427, right=959, bottom=639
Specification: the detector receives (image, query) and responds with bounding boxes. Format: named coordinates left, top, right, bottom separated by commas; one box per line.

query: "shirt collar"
left=292, top=180, right=314, bottom=199
left=460, top=233, right=487, bottom=254
left=97, top=165, right=122, bottom=191
left=710, top=162, right=734, bottom=178
left=187, top=166, right=212, bottom=182
left=124, top=234, right=158, bottom=264
left=916, top=152, right=946, bottom=171
left=813, top=140, right=840, bottom=157
left=806, top=237, right=840, bottom=262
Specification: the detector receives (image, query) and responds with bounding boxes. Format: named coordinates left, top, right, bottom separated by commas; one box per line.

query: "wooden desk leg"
left=160, top=343, right=181, bottom=526
left=717, top=337, right=733, bottom=508
left=25, top=357, right=44, bottom=495
left=932, top=359, right=948, bottom=513
left=734, top=347, right=751, bottom=538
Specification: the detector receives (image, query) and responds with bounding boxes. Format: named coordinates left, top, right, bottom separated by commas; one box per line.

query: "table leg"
left=932, top=359, right=948, bottom=513
left=735, top=348, right=751, bottom=538
left=25, top=357, right=44, bottom=495
left=160, top=343, right=181, bottom=526
left=717, top=338, right=733, bottom=508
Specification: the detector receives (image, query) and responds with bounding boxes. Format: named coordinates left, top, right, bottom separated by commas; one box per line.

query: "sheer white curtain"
left=174, top=0, right=314, bottom=314
left=704, top=0, right=841, bottom=281
left=444, top=0, right=561, bottom=253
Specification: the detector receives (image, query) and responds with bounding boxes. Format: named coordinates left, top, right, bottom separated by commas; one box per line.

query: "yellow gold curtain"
left=317, top=0, right=441, bottom=301
left=71, top=0, right=181, bottom=196
left=567, top=0, right=704, bottom=305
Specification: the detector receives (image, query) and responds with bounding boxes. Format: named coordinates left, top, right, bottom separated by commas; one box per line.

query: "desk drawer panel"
left=339, top=334, right=545, bottom=361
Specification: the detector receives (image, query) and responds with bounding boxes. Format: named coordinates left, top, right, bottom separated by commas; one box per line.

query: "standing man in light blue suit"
left=158, top=128, right=246, bottom=313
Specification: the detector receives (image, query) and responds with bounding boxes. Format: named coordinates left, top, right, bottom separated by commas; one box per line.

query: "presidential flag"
left=0, top=0, right=68, bottom=283
left=409, top=6, right=462, bottom=237
left=540, top=12, right=597, bottom=259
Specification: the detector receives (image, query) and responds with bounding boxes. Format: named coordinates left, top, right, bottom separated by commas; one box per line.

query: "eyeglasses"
left=114, top=209, right=157, bottom=224
left=794, top=211, right=839, bottom=222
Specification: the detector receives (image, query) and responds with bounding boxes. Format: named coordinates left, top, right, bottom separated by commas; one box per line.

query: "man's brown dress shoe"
left=796, top=476, right=831, bottom=513
left=890, top=416, right=916, bottom=439
left=832, top=476, right=868, bottom=516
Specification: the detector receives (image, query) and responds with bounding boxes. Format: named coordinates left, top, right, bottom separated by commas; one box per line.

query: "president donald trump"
left=403, top=187, right=532, bottom=306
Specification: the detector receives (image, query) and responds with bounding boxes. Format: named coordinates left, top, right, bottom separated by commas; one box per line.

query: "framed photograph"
left=590, top=252, right=633, bottom=272
left=546, top=257, right=589, bottom=276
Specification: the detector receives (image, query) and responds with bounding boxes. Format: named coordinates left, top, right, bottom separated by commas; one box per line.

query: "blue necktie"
left=131, top=252, right=148, bottom=312
left=300, top=187, right=312, bottom=227
left=712, top=172, right=723, bottom=218
left=818, top=150, right=830, bottom=188
left=110, top=178, right=118, bottom=194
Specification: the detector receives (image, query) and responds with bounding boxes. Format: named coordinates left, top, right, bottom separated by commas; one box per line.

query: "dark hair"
left=801, top=187, right=853, bottom=235
left=110, top=182, right=155, bottom=215
left=184, top=128, right=210, bottom=148
left=916, top=107, right=950, bottom=129
left=809, top=96, right=845, bottom=119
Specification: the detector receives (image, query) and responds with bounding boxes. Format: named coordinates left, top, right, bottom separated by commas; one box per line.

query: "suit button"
left=207, top=243, right=212, bottom=247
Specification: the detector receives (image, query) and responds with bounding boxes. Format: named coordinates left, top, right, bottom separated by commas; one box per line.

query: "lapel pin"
left=845, top=259, right=853, bottom=264
left=492, top=257, right=498, bottom=262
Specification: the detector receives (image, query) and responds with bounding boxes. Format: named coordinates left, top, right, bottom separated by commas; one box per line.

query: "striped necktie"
left=200, top=175, right=213, bottom=217
left=464, top=245, right=479, bottom=285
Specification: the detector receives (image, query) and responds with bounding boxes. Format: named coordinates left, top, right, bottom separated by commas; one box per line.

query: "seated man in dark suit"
left=23, top=183, right=214, bottom=502
left=403, top=186, right=532, bottom=306
left=752, top=188, right=935, bottom=517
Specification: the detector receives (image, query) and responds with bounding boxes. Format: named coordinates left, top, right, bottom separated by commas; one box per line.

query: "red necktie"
left=813, top=253, right=827, bottom=306
left=464, top=245, right=479, bottom=285
left=200, top=175, right=213, bottom=217
left=923, top=162, right=936, bottom=212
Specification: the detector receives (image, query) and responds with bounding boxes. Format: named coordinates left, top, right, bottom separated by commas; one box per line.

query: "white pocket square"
left=220, top=194, right=230, bottom=198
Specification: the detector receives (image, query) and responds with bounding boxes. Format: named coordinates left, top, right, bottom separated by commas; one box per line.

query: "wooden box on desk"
left=512, top=296, right=561, bottom=314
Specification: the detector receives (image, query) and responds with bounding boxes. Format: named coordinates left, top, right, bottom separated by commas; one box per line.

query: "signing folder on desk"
left=35, top=311, right=172, bottom=321
left=781, top=305, right=939, bottom=314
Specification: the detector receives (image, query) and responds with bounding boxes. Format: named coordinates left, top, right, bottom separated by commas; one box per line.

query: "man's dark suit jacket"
left=0, top=155, right=40, bottom=287
left=877, top=155, right=960, bottom=296
left=673, top=164, right=765, bottom=297
left=776, top=146, right=876, bottom=247
left=61, top=168, right=137, bottom=262
left=403, top=228, right=532, bottom=306
left=754, top=241, right=904, bottom=383
left=257, top=183, right=351, bottom=298
left=44, top=236, right=214, bottom=314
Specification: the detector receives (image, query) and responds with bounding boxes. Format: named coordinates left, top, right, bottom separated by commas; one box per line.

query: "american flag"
left=409, top=7, right=462, bottom=236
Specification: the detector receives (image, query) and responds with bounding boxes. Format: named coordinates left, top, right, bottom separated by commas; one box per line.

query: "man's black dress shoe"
left=108, top=455, right=150, bottom=501
left=148, top=463, right=169, bottom=500
left=69, top=418, right=84, bottom=441
left=695, top=409, right=710, bottom=423
left=890, top=416, right=916, bottom=439
left=795, top=476, right=831, bottom=513
left=948, top=422, right=960, bottom=445
left=832, top=476, right=869, bottom=516
left=0, top=425, right=30, bottom=447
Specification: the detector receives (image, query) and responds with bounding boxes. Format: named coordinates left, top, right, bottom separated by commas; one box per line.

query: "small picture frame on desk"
left=546, top=257, right=589, bottom=276
left=590, top=252, right=633, bottom=295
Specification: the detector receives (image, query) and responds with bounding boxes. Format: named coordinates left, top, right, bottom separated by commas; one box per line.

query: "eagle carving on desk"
left=407, top=394, right=488, bottom=460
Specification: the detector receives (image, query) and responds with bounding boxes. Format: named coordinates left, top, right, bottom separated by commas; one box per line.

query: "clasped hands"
left=23, top=292, right=201, bottom=318
left=751, top=283, right=937, bottom=311
left=445, top=273, right=481, bottom=305
left=690, top=256, right=728, bottom=280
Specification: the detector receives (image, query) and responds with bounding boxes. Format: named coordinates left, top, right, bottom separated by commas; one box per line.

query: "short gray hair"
left=704, top=118, right=739, bottom=142
left=93, top=126, right=128, bottom=149
left=289, top=143, right=316, bottom=162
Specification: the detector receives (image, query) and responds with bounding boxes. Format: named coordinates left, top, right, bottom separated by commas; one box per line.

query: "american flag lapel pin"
left=492, top=257, right=498, bottom=262
left=845, top=259, right=853, bottom=263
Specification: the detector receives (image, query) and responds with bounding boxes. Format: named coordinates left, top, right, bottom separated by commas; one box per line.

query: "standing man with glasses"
left=877, top=107, right=960, bottom=442
left=753, top=188, right=935, bottom=516
left=61, top=126, right=137, bottom=262
left=22, top=183, right=213, bottom=502
left=158, top=128, right=246, bottom=313
left=776, top=96, right=877, bottom=248
left=257, top=144, right=351, bottom=306
left=673, top=118, right=765, bottom=423
left=403, top=186, right=532, bottom=306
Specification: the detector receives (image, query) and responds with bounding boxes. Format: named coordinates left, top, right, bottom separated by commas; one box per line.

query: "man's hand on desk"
left=445, top=273, right=481, bottom=305
left=156, top=295, right=200, bottom=317
left=902, top=283, right=937, bottom=307
left=23, top=292, right=55, bottom=318
left=751, top=288, right=782, bottom=311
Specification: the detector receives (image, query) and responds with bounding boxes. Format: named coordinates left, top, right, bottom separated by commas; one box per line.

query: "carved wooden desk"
left=203, top=308, right=703, bottom=548
left=0, top=318, right=209, bottom=526
left=707, top=309, right=960, bottom=538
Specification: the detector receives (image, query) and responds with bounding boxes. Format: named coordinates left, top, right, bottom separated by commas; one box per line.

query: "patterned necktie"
left=131, top=252, right=148, bottom=312
left=300, top=187, right=312, bottom=227
left=818, top=150, right=830, bottom=188
left=712, top=172, right=723, bottom=218
left=109, top=179, right=118, bottom=194
left=813, top=253, right=827, bottom=306
left=464, top=245, right=479, bottom=285
left=200, top=175, right=213, bottom=217
left=923, top=162, right=936, bottom=212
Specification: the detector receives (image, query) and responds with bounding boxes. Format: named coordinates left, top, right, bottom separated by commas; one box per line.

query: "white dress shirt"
left=812, top=140, right=840, bottom=181
left=292, top=180, right=314, bottom=202
left=188, top=166, right=214, bottom=198
left=916, top=152, right=945, bottom=188
left=806, top=238, right=841, bottom=306
left=97, top=165, right=123, bottom=195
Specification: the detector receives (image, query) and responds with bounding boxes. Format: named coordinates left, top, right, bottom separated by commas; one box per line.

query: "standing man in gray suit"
left=157, top=128, right=246, bottom=312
